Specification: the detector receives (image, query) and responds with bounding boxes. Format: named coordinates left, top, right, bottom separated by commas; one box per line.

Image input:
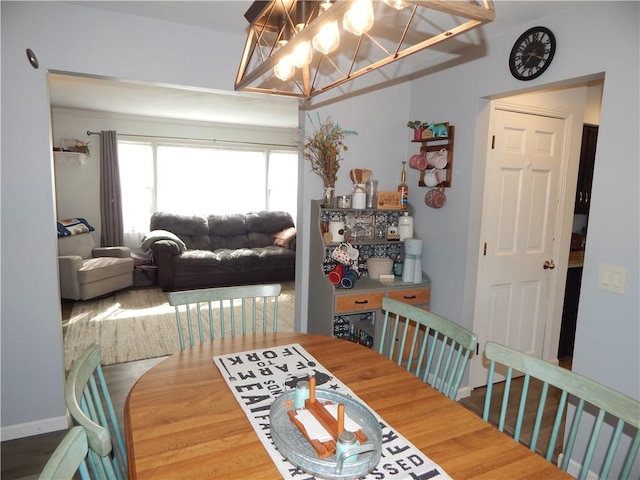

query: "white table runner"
left=213, top=343, right=451, bottom=480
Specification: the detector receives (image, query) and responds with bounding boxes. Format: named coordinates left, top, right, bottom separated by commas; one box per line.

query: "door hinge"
left=483, top=243, right=487, bottom=256
left=491, top=135, right=495, bottom=149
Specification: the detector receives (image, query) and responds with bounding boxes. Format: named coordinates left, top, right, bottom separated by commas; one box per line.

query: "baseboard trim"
left=557, top=453, right=598, bottom=479
left=1, top=414, right=69, bottom=441
left=455, top=385, right=473, bottom=401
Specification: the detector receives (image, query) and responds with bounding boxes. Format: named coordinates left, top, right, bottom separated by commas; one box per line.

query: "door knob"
left=543, top=260, right=556, bottom=270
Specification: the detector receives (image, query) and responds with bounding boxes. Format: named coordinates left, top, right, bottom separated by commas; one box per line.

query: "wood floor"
left=1, top=296, right=572, bottom=479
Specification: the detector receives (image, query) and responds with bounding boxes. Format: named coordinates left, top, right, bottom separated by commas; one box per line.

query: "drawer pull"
left=354, top=300, right=369, bottom=304
left=403, top=295, right=417, bottom=299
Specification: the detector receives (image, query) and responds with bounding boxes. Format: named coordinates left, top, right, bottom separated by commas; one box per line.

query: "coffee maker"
left=402, top=238, right=423, bottom=283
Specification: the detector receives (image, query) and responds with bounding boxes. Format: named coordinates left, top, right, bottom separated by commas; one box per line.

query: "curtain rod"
left=86, top=130, right=297, bottom=148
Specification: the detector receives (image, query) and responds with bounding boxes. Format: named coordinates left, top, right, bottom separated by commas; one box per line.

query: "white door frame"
left=470, top=99, right=578, bottom=387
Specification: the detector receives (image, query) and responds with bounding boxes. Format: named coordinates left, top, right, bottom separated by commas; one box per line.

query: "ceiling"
left=49, top=74, right=300, bottom=129
left=50, top=1, right=574, bottom=127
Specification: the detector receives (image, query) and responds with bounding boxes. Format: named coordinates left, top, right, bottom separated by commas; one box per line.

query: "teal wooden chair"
left=39, top=426, right=90, bottom=480
left=65, top=344, right=127, bottom=480
left=168, top=283, right=282, bottom=349
left=483, top=341, right=640, bottom=480
left=379, top=297, right=477, bottom=400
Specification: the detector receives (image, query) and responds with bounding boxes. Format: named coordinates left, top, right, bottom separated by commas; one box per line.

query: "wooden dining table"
left=125, top=332, right=571, bottom=479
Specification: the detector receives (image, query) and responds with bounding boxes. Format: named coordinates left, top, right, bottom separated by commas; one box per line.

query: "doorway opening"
left=470, top=76, right=605, bottom=389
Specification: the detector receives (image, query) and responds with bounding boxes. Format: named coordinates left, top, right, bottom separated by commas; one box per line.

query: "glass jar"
left=337, top=195, right=352, bottom=209
left=294, top=380, right=310, bottom=409
left=366, top=179, right=378, bottom=209
left=336, top=430, right=358, bottom=464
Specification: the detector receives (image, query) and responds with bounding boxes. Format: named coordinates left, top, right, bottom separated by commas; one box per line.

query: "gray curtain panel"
left=100, top=130, right=124, bottom=246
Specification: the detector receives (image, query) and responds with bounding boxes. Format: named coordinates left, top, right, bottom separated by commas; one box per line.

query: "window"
left=118, top=140, right=298, bottom=250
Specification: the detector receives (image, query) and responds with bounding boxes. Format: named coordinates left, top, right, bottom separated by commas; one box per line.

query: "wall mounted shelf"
left=413, top=125, right=454, bottom=188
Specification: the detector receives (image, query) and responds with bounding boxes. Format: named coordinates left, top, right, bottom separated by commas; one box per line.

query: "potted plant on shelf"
left=304, top=113, right=357, bottom=207
left=407, top=120, right=428, bottom=141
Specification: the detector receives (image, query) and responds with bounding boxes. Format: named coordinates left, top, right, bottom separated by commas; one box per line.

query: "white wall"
left=2, top=5, right=638, bottom=472
left=398, top=2, right=639, bottom=475
left=403, top=1, right=639, bottom=397
left=1, top=1, right=254, bottom=438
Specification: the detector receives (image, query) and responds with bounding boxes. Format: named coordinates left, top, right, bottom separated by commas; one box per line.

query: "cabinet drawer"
left=387, top=287, right=430, bottom=306
left=335, top=292, right=384, bottom=313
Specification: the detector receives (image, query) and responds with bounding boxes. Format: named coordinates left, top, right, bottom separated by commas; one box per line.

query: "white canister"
left=398, top=212, right=414, bottom=241
left=328, top=221, right=345, bottom=242
left=352, top=183, right=366, bottom=209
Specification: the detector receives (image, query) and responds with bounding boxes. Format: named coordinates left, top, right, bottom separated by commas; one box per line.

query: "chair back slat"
left=621, top=432, right=640, bottom=479
left=379, top=298, right=477, bottom=400
left=530, top=380, right=550, bottom=452
left=168, top=284, right=282, bottom=349
left=483, top=341, right=640, bottom=479
left=65, top=344, right=127, bottom=480
left=546, top=390, right=569, bottom=462
left=601, top=419, right=626, bottom=479
left=39, top=426, right=90, bottom=480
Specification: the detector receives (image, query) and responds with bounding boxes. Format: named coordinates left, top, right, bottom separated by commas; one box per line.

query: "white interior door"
left=470, top=105, right=568, bottom=388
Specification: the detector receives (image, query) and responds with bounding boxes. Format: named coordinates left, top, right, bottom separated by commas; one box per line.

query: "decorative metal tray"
left=270, top=389, right=382, bottom=480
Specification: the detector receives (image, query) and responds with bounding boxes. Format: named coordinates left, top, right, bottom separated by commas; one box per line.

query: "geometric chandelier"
left=235, top=1, right=495, bottom=99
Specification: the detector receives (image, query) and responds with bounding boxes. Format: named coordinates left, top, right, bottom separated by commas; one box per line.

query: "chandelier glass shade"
left=342, top=0, right=375, bottom=36
left=236, top=0, right=495, bottom=100
left=312, top=19, right=340, bottom=54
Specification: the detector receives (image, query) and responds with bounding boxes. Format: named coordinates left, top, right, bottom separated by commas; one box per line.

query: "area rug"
left=63, top=282, right=295, bottom=370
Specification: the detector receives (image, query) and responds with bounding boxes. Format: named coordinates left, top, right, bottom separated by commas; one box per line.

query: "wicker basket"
left=366, top=257, right=393, bottom=279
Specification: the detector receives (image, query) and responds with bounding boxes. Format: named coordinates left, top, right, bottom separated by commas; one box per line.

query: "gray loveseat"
left=144, top=211, right=296, bottom=291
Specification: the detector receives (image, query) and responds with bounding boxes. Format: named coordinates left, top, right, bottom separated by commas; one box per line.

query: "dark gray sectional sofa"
left=145, top=211, right=296, bottom=291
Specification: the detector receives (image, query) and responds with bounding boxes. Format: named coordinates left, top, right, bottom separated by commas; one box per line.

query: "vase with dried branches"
left=304, top=113, right=357, bottom=207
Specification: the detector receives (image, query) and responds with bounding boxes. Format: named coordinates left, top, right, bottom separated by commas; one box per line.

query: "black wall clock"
left=509, top=26, right=556, bottom=81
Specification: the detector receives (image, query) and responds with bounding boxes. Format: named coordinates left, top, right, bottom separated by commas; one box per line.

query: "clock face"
left=509, top=26, right=556, bottom=81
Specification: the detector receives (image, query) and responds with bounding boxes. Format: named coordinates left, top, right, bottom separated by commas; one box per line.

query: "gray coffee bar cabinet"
left=307, top=200, right=431, bottom=350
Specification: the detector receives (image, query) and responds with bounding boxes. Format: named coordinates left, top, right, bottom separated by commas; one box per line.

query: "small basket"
left=366, top=257, right=393, bottom=279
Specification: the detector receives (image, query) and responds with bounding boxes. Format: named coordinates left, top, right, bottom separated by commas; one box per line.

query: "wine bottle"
left=398, top=161, right=408, bottom=209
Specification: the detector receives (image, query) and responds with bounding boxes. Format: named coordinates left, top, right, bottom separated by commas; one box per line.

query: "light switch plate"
left=597, top=264, right=627, bottom=294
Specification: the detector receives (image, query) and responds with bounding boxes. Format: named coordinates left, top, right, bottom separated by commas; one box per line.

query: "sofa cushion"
left=78, top=257, right=134, bottom=283
left=150, top=212, right=209, bottom=235
left=173, top=248, right=258, bottom=274
left=58, top=232, right=96, bottom=259
left=209, top=214, right=250, bottom=250
left=208, top=214, right=247, bottom=235
left=246, top=211, right=294, bottom=248
left=251, top=246, right=296, bottom=269
left=150, top=212, right=210, bottom=250
left=246, top=211, right=294, bottom=234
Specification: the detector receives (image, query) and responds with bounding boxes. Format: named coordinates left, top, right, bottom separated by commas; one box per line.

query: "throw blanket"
left=140, top=229, right=186, bottom=251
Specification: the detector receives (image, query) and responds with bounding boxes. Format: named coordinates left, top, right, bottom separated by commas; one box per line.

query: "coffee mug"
left=425, top=187, right=447, bottom=209
left=423, top=169, right=443, bottom=188
left=327, top=264, right=344, bottom=285
left=427, top=148, right=448, bottom=169
left=340, top=267, right=358, bottom=289
left=408, top=153, right=428, bottom=170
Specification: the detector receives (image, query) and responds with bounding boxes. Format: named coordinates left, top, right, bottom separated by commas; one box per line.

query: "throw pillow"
left=273, top=227, right=296, bottom=248
left=57, top=218, right=95, bottom=237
